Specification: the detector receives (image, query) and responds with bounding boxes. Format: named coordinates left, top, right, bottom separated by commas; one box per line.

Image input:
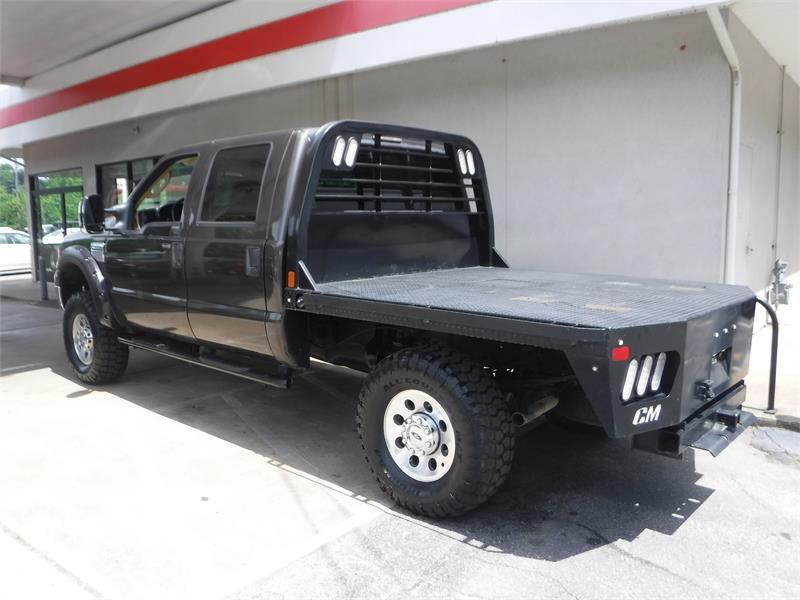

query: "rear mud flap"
left=633, top=383, right=754, bottom=458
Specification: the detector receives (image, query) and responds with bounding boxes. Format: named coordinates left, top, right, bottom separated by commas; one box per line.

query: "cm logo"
left=632, top=404, right=661, bottom=425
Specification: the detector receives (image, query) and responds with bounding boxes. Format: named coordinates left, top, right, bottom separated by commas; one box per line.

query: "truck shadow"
left=53, top=351, right=713, bottom=562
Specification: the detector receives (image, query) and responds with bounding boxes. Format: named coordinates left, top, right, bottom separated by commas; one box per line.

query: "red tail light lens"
left=611, top=346, right=630, bottom=362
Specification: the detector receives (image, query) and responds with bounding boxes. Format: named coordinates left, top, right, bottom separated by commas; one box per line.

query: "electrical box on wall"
left=769, top=259, right=791, bottom=305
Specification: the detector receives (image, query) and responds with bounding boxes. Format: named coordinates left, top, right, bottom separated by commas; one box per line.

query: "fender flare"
left=55, top=245, right=121, bottom=329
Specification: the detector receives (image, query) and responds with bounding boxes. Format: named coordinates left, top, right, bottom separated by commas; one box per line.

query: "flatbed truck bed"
left=308, top=266, right=754, bottom=334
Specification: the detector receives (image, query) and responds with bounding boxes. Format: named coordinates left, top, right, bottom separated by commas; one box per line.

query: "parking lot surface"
left=1, top=292, right=799, bottom=600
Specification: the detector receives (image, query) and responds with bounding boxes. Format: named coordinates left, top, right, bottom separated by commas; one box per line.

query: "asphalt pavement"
left=1, top=278, right=798, bottom=600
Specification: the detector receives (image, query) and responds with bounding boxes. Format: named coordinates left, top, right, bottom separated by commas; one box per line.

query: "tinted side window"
left=201, top=145, right=270, bottom=223
left=134, top=155, right=197, bottom=228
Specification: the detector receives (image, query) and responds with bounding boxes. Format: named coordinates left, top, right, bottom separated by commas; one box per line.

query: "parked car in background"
left=0, top=227, right=32, bottom=274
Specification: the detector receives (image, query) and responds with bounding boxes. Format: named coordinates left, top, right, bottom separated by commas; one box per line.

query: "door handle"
left=161, top=242, right=171, bottom=250
left=171, top=241, right=184, bottom=269
left=246, top=246, right=261, bottom=277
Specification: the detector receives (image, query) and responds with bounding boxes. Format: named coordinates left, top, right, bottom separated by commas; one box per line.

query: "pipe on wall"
left=707, top=6, right=742, bottom=284
left=773, top=65, right=786, bottom=267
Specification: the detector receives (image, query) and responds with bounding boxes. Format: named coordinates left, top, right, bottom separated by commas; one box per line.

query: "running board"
left=118, top=337, right=291, bottom=389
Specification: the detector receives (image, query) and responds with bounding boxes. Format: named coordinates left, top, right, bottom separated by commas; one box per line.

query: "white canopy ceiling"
left=733, top=0, right=800, bottom=83
left=0, top=0, right=225, bottom=83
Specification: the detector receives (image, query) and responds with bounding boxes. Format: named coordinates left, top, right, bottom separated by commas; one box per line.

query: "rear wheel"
left=63, top=291, right=128, bottom=384
left=357, top=346, right=514, bottom=517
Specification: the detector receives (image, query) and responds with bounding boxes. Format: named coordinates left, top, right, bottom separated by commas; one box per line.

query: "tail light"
left=620, top=352, right=674, bottom=401
left=650, top=352, right=668, bottom=391
left=622, top=359, right=639, bottom=401
left=636, top=355, right=654, bottom=397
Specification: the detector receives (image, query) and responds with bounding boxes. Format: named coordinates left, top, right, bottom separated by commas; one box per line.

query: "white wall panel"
left=503, top=12, right=730, bottom=281
left=776, top=76, right=800, bottom=280
left=729, top=12, right=785, bottom=292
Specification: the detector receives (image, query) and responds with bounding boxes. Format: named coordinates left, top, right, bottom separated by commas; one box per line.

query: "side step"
left=118, top=337, right=291, bottom=389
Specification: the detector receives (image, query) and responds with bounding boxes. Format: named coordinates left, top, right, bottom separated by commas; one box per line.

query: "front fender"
left=56, top=245, right=122, bottom=329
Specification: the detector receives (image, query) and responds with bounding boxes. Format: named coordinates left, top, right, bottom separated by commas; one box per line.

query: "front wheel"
left=357, top=346, right=514, bottom=517
left=63, top=290, right=129, bottom=384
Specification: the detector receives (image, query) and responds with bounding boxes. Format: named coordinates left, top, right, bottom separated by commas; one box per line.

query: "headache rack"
left=312, top=132, right=487, bottom=215
left=298, top=127, right=495, bottom=284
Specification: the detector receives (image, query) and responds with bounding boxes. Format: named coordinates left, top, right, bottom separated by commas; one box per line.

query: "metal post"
left=60, top=192, right=67, bottom=234
left=38, top=255, right=48, bottom=301
left=755, top=298, right=778, bottom=413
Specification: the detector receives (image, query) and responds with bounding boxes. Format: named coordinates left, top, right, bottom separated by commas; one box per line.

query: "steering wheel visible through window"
left=133, top=156, right=197, bottom=229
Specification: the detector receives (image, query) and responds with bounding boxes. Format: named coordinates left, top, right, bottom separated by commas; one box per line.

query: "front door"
left=184, top=142, right=274, bottom=355
left=105, top=155, right=199, bottom=337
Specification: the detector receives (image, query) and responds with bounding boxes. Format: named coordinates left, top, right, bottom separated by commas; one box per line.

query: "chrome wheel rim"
left=383, top=389, right=455, bottom=482
left=72, top=313, right=94, bottom=366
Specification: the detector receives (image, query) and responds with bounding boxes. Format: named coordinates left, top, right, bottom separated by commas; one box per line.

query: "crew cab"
left=56, top=121, right=757, bottom=517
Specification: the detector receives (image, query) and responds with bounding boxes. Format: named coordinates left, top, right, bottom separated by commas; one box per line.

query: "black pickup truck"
left=56, top=121, right=756, bottom=517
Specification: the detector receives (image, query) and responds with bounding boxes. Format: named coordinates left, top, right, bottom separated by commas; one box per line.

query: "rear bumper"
left=632, top=382, right=754, bottom=458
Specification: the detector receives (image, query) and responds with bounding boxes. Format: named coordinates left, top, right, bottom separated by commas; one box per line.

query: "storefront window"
left=34, top=167, right=82, bottom=190
left=29, top=167, right=84, bottom=281
left=97, top=157, right=158, bottom=207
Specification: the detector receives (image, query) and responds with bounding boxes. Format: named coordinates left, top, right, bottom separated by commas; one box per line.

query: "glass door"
left=30, top=168, right=83, bottom=281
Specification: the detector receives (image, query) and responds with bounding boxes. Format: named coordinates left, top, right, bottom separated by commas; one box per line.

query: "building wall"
left=776, top=74, right=800, bottom=282
left=728, top=12, right=800, bottom=296
left=25, top=13, right=734, bottom=283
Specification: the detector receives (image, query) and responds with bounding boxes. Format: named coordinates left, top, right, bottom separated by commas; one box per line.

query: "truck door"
left=184, top=141, right=275, bottom=355
left=105, top=154, right=199, bottom=337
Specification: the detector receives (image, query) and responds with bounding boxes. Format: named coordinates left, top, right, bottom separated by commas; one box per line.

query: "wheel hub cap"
left=383, top=389, right=456, bottom=482
left=402, top=414, right=440, bottom=455
left=72, top=313, right=94, bottom=366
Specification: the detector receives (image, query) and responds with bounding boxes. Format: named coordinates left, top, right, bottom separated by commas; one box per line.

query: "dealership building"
left=0, top=0, right=798, bottom=302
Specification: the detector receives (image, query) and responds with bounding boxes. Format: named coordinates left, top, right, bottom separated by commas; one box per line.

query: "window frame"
left=195, top=142, right=272, bottom=228
left=27, top=167, right=84, bottom=282
left=28, top=167, right=84, bottom=235
left=96, top=156, right=160, bottom=207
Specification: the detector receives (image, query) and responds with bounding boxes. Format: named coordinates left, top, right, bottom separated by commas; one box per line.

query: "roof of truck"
left=163, top=121, right=475, bottom=157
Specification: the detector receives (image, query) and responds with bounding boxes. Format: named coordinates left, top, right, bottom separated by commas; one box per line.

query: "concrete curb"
left=747, top=408, right=800, bottom=433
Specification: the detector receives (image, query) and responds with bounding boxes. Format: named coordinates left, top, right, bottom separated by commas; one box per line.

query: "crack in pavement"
left=0, top=519, right=108, bottom=600
left=573, top=521, right=707, bottom=592
left=762, top=429, right=800, bottom=461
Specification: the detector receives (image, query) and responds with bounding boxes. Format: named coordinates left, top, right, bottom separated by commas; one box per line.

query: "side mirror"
left=79, top=194, right=105, bottom=233
left=103, top=204, right=127, bottom=232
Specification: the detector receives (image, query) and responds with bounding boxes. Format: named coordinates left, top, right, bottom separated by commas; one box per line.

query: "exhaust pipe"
left=512, top=394, right=559, bottom=428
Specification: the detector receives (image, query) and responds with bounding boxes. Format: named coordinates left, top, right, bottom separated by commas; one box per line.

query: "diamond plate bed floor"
left=314, top=267, right=755, bottom=329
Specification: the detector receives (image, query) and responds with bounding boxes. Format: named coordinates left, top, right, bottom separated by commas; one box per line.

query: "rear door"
left=184, top=139, right=277, bottom=354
